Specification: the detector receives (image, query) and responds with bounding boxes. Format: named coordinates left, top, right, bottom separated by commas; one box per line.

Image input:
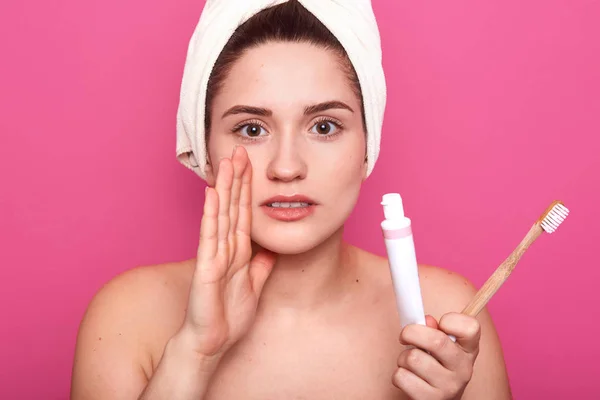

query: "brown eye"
left=311, top=120, right=337, bottom=135
left=238, top=123, right=265, bottom=137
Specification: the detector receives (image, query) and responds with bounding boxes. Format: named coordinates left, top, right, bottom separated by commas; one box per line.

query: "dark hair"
left=204, top=0, right=364, bottom=135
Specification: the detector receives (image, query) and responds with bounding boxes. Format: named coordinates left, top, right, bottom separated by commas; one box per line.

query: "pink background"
left=1, top=0, right=598, bottom=398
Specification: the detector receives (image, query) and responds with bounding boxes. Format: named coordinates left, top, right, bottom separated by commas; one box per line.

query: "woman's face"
left=207, top=41, right=367, bottom=255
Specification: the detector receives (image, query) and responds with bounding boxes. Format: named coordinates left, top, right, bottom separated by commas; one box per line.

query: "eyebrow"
left=221, top=101, right=354, bottom=119
left=222, top=105, right=272, bottom=119
left=304, top=101, right=354, bottom=115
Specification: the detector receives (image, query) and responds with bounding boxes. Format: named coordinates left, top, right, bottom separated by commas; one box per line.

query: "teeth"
left=269, top=202, right=310, bottom=208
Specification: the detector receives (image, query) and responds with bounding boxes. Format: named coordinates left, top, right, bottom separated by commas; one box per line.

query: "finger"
left=215, top=158, right=233, bottom=259
left=197, top=187, right=219, bottom=266
left=392, top=367, right=440, bottom=400
left=397, top=347, right=450, bottom=389
left=425, top=315, right=439, bottom=329
left=400, top=324, right=463, bottom=370
left=249, top=249, right=277, bottom=296
left=228, top=146, right=246, bottom=259
left=438, top=313, right=481, bottom=354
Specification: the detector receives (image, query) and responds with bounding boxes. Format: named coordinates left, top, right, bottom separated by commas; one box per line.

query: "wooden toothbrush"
left=461, top=200, right=570, bottom=317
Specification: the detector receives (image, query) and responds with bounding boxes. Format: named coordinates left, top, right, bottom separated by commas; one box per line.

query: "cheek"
left=206, top=136, right=219, bottom=166
left=314, top=142, right=365, bottom=210
left=206, top=135, right=236, bottom=170
left=328, top=140, right=365, bottom=184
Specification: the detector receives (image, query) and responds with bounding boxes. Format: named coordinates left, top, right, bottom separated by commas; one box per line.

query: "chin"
left=251, top=221, right=338, bottom=255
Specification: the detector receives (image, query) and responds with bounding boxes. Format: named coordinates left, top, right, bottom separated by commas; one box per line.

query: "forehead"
left=213, top=41, right=358, bottom=110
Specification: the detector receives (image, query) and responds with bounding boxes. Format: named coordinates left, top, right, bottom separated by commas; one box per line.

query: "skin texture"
left=71, top=42, right=512, bottom=400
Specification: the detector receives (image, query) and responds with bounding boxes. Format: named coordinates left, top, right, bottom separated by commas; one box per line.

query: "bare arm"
left=70, top=269, right=218, bottom=400
left=70, top=269, right=153, bottom=399
left=137, top=329, right=222, bottom=400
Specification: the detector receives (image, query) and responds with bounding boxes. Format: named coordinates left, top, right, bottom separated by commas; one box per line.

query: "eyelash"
left=231, top=117, right=345, bottom=142
left=312, top=117, right=344, bottom=141
left=231, top=119, right=266, bottom=143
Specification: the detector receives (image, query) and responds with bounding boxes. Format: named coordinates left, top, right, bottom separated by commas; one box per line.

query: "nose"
left=266, top=133, right=307, bottom=182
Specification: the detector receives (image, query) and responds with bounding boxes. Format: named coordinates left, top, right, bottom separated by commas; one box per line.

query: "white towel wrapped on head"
left=176, top=0, right=387, bottom=180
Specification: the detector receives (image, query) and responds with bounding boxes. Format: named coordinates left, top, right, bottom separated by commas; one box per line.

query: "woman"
left=71, top=1, right=511, bottom=399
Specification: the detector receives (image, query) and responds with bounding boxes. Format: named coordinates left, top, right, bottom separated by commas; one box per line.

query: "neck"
left=254, top=228, right=356, bottom=313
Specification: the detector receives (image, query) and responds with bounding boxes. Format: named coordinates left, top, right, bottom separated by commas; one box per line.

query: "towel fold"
left=176, top=0, right=387, bottom=180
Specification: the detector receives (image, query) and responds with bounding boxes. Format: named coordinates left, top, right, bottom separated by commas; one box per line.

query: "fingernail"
left=232, top=145, right=238, bottom=157
left=205, top=186, right=208, bottom=193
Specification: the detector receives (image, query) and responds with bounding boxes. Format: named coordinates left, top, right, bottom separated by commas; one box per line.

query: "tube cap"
left=381, top=193, right=405, bottom=221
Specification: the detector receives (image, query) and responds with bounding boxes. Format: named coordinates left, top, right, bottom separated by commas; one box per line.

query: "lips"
left=261, top=194, right=317, bottom=206
left=260, top=194, right=317, bottom=222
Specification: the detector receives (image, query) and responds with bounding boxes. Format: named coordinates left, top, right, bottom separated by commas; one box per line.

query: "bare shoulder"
left=71, top=260, right=195, bottom=399
left=91, top=259, right=193, bottom=301
left=352, top=247, right=476, bottom=317
left=418, top=264, right=477, bottom=319
left=79, top=260, right=194, bottom=339
left=355, top=252, right=510, bottom=398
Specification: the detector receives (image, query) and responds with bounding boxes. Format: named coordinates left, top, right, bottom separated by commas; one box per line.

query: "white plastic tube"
left=381, top=193, right=426, bottom=329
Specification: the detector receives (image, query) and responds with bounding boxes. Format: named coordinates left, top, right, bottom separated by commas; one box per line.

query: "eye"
left=234, top=122, right=267, bottom=138
left=311, top=120, right=339, bottom=135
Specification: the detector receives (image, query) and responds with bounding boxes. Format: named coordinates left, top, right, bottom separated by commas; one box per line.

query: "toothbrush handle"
left=462, top=222, right=544, bottom=317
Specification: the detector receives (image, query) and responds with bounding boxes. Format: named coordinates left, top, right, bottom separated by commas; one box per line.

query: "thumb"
left=249, top=249, right=277, bottom=296
left=425, top=315, right=439, bottom=330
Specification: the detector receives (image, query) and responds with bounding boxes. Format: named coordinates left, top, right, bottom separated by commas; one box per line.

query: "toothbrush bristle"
left=540, top=202, right=569, bottom=234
